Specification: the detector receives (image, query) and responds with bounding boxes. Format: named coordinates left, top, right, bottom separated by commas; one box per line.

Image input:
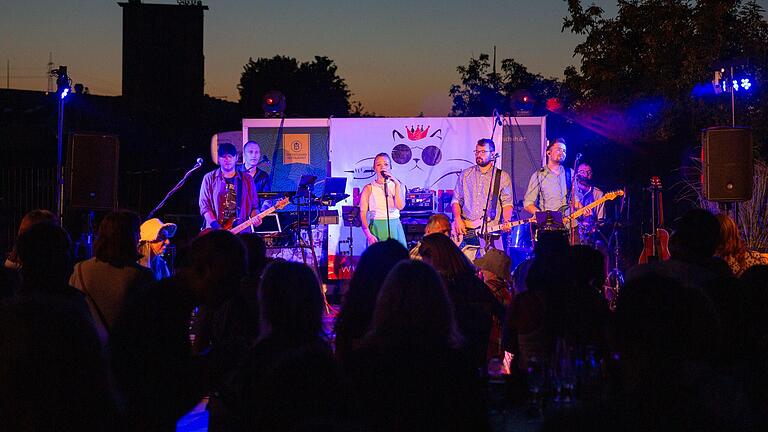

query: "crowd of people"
left=1, top=206, right=767, bottom=431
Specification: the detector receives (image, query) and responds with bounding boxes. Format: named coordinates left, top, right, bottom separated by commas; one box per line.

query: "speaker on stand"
left=701, top=127, right=753, bottom=202
left=66, top=133, right=120, bottom=258
left=701, top=127, right=753, bottom=230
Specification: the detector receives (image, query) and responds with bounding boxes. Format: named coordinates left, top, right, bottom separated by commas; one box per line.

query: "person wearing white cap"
left=139, top=218, right=177, bottom=280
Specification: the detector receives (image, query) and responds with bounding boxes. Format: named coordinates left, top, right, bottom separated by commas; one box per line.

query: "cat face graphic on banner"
left=343, top=123, right=475, bottom=190
left=327, top=116, right=503, bottom=279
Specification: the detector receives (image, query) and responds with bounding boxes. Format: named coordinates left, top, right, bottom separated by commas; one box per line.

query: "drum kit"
left=506, top=210, right=629, bottom=302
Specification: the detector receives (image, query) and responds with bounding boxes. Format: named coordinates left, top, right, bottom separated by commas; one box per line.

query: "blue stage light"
left=60, top=88, right=69, bottom=99
left=741, top=78, right=751, bottom=90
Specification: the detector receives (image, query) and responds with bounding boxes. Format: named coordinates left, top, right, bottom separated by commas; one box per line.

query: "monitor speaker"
left=67, top=133, right=119, bottom=210
left=701, top=127, right=753, bottom=202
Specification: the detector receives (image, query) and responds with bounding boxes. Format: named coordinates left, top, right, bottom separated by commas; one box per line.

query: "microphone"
left=491, top=153, right=501, bottom=160
left=493, top=109, right=503, bottom=126
left=381, top=171, right=392, bottom=180
left=195, top=157, right=204, bottom=166
left=574, top=153, right=583, bottom=162
left=576, top=175, right=592, bottom=185
left=260, top=155, right=271, bottom=165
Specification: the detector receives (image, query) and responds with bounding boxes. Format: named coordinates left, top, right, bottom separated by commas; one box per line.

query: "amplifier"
left=404, top=189, right=435, bottom=212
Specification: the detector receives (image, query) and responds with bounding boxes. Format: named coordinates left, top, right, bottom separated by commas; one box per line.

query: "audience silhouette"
left=345, top=260, right=490, bottom=431
left=216, top=260, right=344, bottom=431
left=334, top=239, right=409, bottom=365
left=4, top=203, right=767, bottom=431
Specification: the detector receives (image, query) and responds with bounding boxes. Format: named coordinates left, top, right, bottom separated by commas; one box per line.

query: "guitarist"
left=451, top=138, right=515, bottom=251
left=199, top=143, right=262, bottom=230
left=523, top=138, right=579, bottom=217
left=573, top=162, right=604, bottom=244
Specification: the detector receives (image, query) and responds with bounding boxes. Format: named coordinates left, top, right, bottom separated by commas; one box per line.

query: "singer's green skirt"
left=368, top=218, right=407, bottom=248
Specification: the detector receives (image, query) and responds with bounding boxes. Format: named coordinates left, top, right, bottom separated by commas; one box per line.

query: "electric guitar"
left=453, top=217, right=536, bottom=252
left=563, top=189, right=625, bottom=223
left=228, top=197, right=290, bottom=234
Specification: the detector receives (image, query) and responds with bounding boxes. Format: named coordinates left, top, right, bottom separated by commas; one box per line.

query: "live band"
left=198, top=138, right=611, bottom=255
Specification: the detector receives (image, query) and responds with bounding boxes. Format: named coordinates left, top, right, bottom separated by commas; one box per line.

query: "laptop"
left=322, top=177, right=347, bottom=196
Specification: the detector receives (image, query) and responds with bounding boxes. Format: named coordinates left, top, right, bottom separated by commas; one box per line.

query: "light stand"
left=53, top=66, right=70, bottom=224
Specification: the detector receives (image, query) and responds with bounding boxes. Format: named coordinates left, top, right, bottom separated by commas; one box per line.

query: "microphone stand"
left=480, top=154, right=499, bottom=251
left=568, top=157, right=581, bottom=245
left=479, top=112, right=503, bottom=251
left=146, top=160, right=203, bottom=220
left=383, top=176, right=391, bottom=239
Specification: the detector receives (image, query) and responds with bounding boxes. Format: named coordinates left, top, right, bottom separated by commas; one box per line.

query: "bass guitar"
left=638, top=176, right=670, bottom=263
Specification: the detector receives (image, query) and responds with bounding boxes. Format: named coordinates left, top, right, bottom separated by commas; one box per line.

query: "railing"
left=0, top=166, right=57, bottom=253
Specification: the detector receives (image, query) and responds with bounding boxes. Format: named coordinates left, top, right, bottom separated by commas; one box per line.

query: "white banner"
left=327, top=117, right=501, bottom=278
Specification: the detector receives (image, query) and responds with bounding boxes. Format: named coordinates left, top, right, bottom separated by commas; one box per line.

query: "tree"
left=562, top=0, right=768, bottom=153
left=238, top=55, right=358, bottom=118
left=449, top=54, right=564, bottom=117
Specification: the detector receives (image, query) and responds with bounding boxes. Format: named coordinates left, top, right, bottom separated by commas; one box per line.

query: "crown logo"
left=406, top=125, right=430, bottom=141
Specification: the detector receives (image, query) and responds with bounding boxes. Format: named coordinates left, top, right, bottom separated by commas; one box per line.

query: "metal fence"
left=0, top=166, right=57, bottom=253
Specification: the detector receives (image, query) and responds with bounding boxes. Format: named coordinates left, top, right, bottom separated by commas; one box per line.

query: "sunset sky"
left=6, top=1, right=760, bottom=117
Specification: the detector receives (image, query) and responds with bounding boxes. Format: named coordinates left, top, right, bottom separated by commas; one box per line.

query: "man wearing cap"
left=139, top=218, right=177, bottom=280
left=199, top=143, right=261, bottom=231
left=474, top=249, right=513, bottom=362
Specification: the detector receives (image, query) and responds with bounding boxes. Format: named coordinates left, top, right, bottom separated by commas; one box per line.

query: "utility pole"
left=47, top=52, right=54, bottom=93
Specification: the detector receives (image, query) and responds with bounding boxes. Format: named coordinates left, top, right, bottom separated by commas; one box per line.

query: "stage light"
left=741, top=78, right=751, bottom=90
left=545, top=97, right=563, bottom=112
left=262, top=90, right=286, bottom=118
left=52, top=65, right=71, bottom=100
left=511, top=89, right=534, bottom=116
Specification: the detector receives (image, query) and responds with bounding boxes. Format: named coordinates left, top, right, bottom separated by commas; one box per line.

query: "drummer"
left=574, top=162, right=605, bottom=244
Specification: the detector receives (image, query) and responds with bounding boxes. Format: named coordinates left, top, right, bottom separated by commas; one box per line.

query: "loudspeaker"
left=67, top=133, right=119, bottom=210
left=701, top=127, right=753, bottom=202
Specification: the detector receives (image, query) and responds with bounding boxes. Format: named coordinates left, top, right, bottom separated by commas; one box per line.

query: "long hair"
left=258, top=261, right=324, bottom=343
left=366, top=260, right=462, bottom=350
left=715, top=213, right=746, bottom=259
left=93, top=210, right=142, bottom=267
left=334, top=240, right=408, bottom=357
left=418, top=233, right=475, bottom=279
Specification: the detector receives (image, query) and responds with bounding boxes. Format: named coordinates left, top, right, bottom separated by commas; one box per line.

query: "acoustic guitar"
left=638, top=176, right=670, bottom=263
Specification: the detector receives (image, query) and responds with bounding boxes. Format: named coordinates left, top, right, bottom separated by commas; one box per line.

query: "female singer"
left=359, top=153, right=406, bottom=247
